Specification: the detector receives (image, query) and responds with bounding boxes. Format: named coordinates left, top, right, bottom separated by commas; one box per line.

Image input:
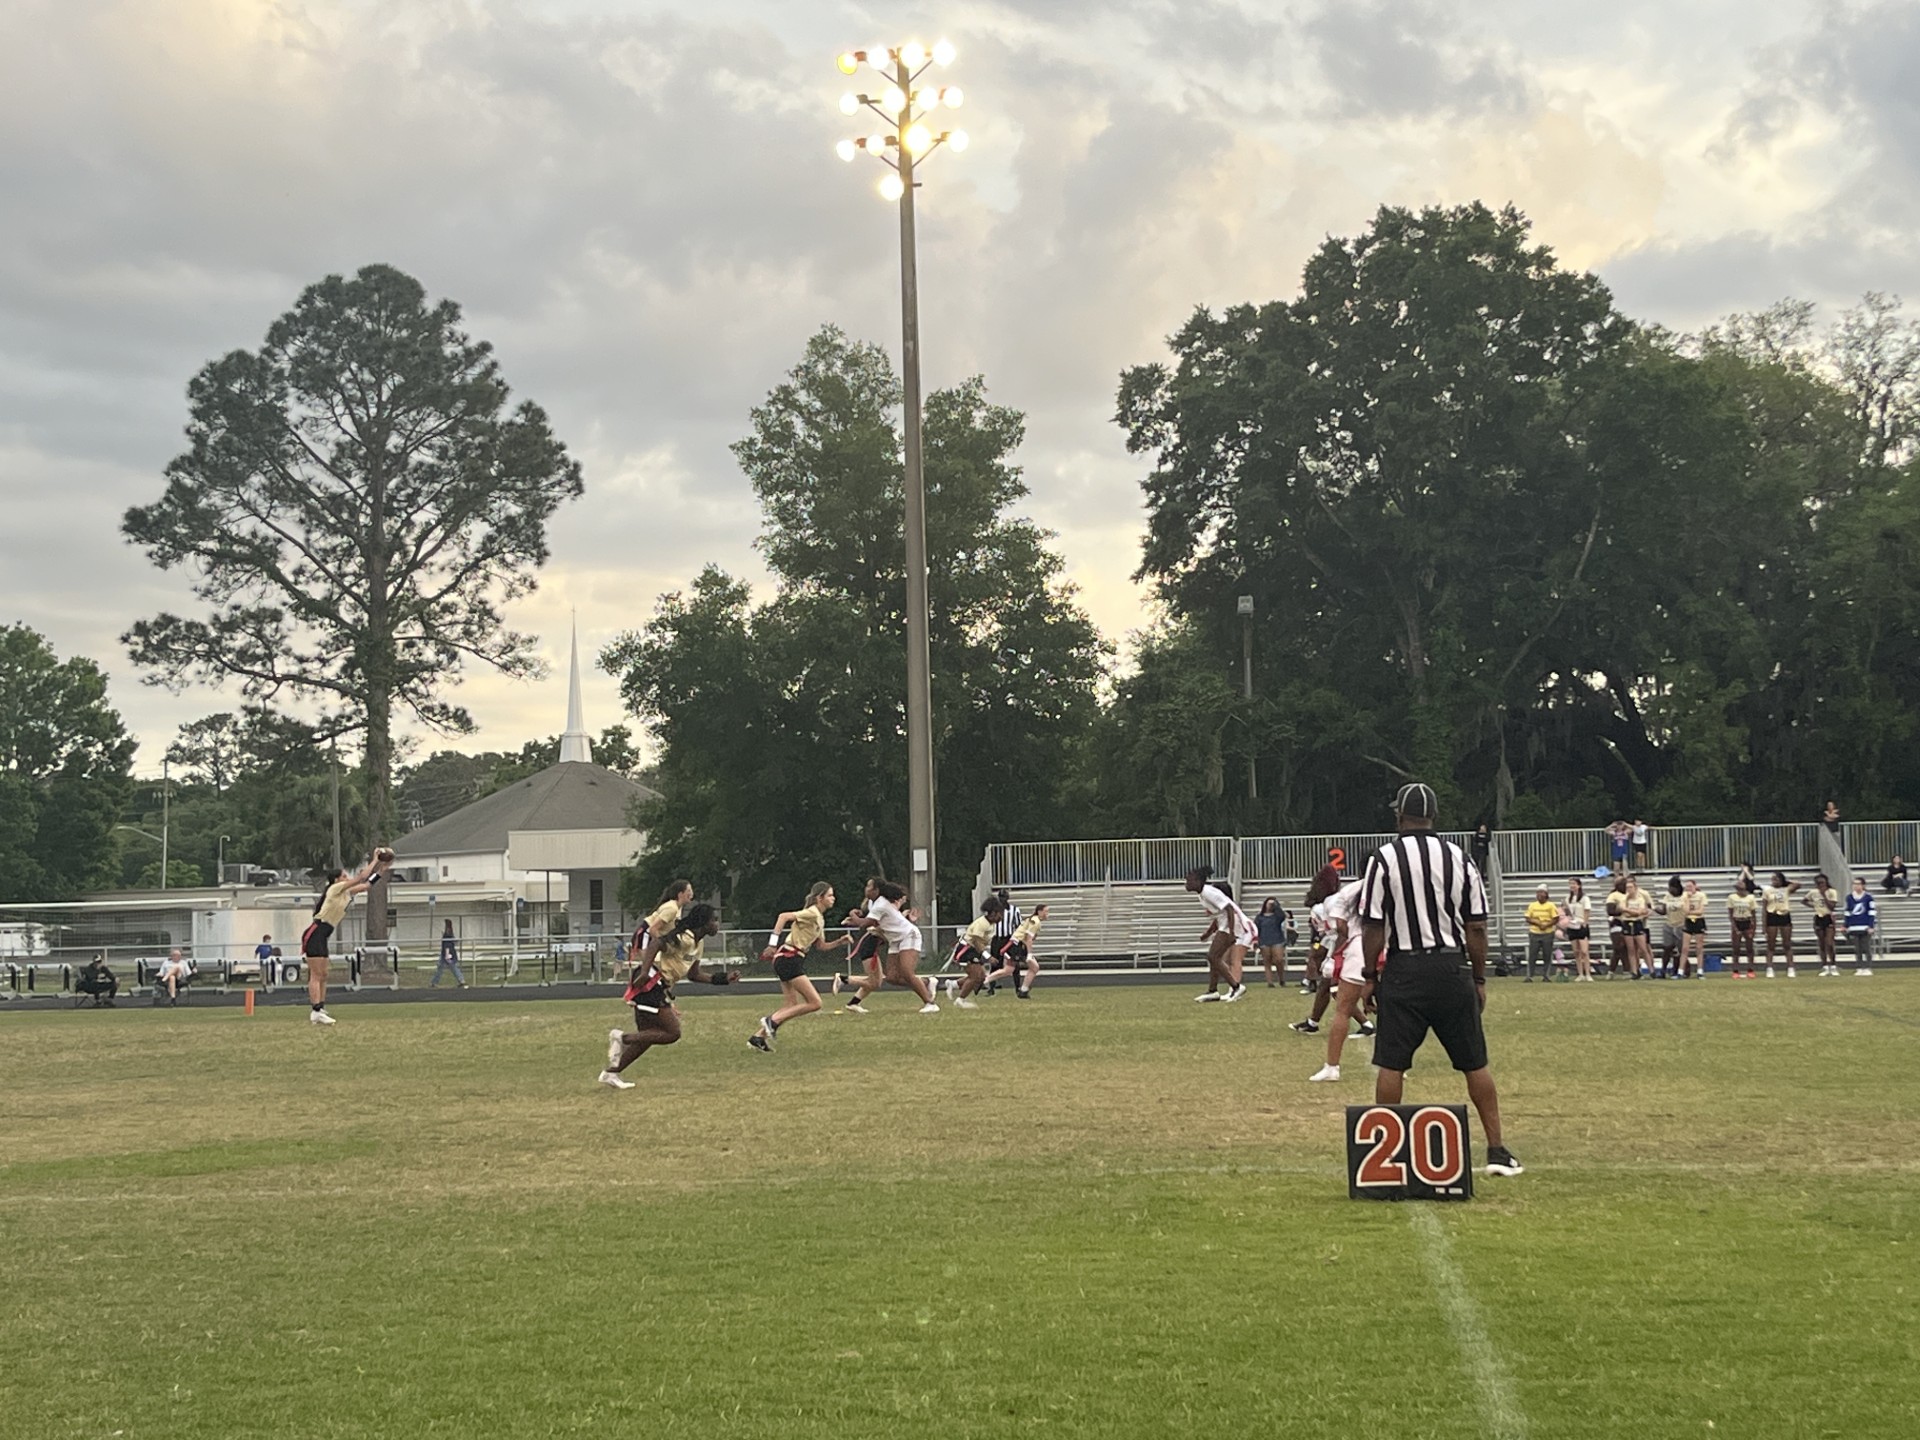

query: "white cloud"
left=3, top=0, right=1914, bottom=776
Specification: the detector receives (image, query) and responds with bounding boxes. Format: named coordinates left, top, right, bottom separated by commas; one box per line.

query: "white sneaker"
left=1855, top=967, right=1873, bottom=976
left=831, top=973, right=844, bottom=995
left=1765, top=965, right=1776, bottom=978
left=597, top=1070, right=634, bottom=1090
left=1308, top=1064, right=1341, bottom=1083
left=310, top=1009, right=336, bottom=1025
left=1196, top=991, right=1223, bottom=1003
left=607, top=1027, right=623, bottom=1068
left=954, top=996, right=978, bottom=1009
left=943, top=978, right=958, bottom=998
left=919, top=1001, right=941, bottom=1014
left=1786, top=966, right=1797, bottom=978
left=844, top=1001, right=868, bottom=1015
left=1224, top=983, right=1247, bottom=1003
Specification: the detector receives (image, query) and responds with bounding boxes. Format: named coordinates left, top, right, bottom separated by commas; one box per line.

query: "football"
left=373, top=847, right=396, bottom=865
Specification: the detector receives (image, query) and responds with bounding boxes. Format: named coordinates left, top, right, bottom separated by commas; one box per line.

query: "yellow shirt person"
left=1525, top=899, right=1560, bottom=936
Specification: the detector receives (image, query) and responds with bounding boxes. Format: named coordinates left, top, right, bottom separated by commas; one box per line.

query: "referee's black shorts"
left=1373, top=951, right=1488, bottom=1074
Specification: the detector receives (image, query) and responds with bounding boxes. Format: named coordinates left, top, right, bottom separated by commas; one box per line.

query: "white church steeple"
left=558, top=615, right=593, bottom=765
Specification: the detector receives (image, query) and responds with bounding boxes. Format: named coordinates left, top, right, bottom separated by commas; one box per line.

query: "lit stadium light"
left=883, top=85, right=908, bottom=114
left=836, top=138, right=857, bottom=162
left=900, top=41, right=927, bottom=69
left=946, top=128, right=969, bottom=152
left=941, top=86, right=964, bottom=109
left=879, top=173, right=905, bottom=201
left=840, top=92, right=860, bottom=115
left=837, top=51, right=859, bottom=75
left=905, top=124, right=933, bottom=156
left=932, top=39, right=956, bottom=66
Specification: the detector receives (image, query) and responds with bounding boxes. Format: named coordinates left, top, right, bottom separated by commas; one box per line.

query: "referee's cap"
left=1391, top=781, right=1439, bottom=820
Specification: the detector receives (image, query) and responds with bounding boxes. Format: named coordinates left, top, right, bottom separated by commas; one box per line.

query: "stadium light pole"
left=834, top=39, right=968, bottom=931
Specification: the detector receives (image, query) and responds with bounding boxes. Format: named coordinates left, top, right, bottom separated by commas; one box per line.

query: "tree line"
left=4, top=210, right=1915, bottom=912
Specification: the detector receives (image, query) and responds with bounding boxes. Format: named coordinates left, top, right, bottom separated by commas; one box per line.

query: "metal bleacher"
left=977, top=823, right=1920, bottom=971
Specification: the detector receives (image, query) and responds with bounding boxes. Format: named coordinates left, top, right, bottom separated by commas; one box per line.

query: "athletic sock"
left=311, top=1002, right=324, bottom=1011
left=768, top=1017, right=781, bottom=1031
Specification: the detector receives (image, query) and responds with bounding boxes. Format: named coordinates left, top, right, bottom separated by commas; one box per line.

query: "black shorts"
left=1684, top=918, right=1707, bottom=935
left=950, top=943, right=987, bottom=969
left=1372, top=953, right=1488, bottom=1075
left=852, top=933, right=882, bottom=965
left=1622, top=920, right=1647, bottom=938
left=998, top=941, right=1029, bottom=966
left=301, top=920, right=334, bottom=959
left=1732, top=917, right=1753, bottom=933
left=772, top=947, right=808, bottom=983
left=1813, top=914, right=1833, bottom=933
left=1567, top=926, right=1590, bottom=941
left=1765, top=912, right=1791, bottom=929
left=627, top=981, right=672, bottom=1015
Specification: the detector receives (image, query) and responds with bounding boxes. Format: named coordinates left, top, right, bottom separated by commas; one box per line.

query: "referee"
left=1359, top=782, right=1523, bottom=1177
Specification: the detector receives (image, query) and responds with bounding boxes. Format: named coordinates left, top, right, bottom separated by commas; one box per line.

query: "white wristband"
left=767, top=931, right=781, bottom=948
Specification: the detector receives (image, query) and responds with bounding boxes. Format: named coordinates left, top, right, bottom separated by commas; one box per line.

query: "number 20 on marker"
left=1345, top=1104, right=1474, bottom=1201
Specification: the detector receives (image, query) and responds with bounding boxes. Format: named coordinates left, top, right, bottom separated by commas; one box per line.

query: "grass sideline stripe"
left=1410, top=1206, right=1530, bottom=1440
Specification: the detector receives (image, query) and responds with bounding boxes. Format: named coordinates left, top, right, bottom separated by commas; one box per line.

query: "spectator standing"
left=75, top=953, right=118, bottom=1005
left=1843, top=879, right=1877, bottom=975
left=1631, top=819, right=1651, bottom=871
left=1563, top=878, right=1594, bottom=982
left=1761, top=871, right=1801, bottom=978
left=1726, top=878, right=1760, bottom=978
left=1619, top=876, right=1655, bottom=977
left=1604, top=874, right=1630, bottom=975
left=431, top=921, right=466, bottom=988
left=1255, top=898, right=1287, bottom=987
left=1523, top=887, right=1558, bottom=982
left=1882, top=856, right=1909, bottom=896
left=1678, top=879, right=1709, bottom=979
left=1359, top=782, right=1522, bottom=1178
left=1805, top=874, right=1841, bottom=976
left=1657, top=876, right=1686, bottom=977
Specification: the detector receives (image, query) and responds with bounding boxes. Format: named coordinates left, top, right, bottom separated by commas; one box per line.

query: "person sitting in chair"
left=75, top=953, right=118, bottom=1006
left=156, top=949, right=193, bottom=1005
left=1884, top=856, right=1910, bottom=896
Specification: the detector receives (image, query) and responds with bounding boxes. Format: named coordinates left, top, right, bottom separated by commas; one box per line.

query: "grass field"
left=3, top=975, right=1916, bottom=1439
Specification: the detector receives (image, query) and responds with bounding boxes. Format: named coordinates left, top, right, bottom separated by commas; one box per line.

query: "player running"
left=839, top=879, right=939, bottom=1014
left=1185, top=866, right=1252, bottom=1003
left=941, top=897, right=1004, bottom=1008
left=599, top=904, right=737, bottom=1088
left=300, top=849, right=392, bottom=1026
left=749, top=882, right=853, bottom=1052
left=986, top=903, right=1048, bottom=998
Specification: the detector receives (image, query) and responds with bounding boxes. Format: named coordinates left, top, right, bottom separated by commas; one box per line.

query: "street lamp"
left=834, top=39, right=967, bottom=932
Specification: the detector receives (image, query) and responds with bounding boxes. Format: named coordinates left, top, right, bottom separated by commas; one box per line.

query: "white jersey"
left=1200, top=883, right=1258, bottom=947
left=1323, top=881, right=1365, bottom=975
left=868, top=895, right=922, bottom=952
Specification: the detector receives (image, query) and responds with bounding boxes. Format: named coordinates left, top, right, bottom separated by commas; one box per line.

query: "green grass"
left=2, top=976, right=1916, bottom=1439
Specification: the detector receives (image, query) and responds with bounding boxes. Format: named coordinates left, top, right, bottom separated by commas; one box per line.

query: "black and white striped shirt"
left=1359, top=832, right=1488, bottom=953
left=994, top=903, right=1023, bottom=944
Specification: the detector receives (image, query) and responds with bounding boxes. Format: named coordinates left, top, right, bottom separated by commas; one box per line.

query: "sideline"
left=1409, top=1206, right=1530, bottom=1440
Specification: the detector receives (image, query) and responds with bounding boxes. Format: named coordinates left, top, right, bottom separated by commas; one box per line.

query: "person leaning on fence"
left=1359, top=782, right=1522, bottom=1178
left=1523, top=888, right=1558, bottom=982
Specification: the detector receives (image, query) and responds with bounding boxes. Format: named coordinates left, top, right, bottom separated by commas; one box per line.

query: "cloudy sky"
left=3, top=0, right=1915, bottom=776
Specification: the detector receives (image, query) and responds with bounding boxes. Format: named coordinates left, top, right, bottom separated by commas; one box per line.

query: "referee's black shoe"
left=1485, top=1145, right=1525, bottom=1177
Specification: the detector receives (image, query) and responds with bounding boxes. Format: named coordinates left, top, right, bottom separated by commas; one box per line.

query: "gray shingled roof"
left=392, top=762, right=659, bottom=857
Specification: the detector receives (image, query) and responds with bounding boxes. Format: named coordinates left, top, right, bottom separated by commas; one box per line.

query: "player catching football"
left=749, top=882, right=852, bottom=1052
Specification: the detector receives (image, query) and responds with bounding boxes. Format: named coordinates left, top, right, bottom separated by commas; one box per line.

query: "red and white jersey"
left=1321, top=881, right=1365, bottom=967
left=1200, top=884, right=1258, bottom=947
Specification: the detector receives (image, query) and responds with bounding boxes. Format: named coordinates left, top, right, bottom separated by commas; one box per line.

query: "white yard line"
left=1410, top=1206, right=1531, bottom=1440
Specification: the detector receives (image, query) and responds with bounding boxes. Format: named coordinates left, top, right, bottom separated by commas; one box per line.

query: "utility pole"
left=1238, top=595, right=1258, bottom=801
left=160, top=755, right=171, bottom=890
left=329, top=735, right=342, bottom=873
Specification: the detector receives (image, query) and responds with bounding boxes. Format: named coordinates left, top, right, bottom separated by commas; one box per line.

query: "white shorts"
left=1328, top=943, right=1363, bottom=986
left=884, top=926, right=923, bottom=956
